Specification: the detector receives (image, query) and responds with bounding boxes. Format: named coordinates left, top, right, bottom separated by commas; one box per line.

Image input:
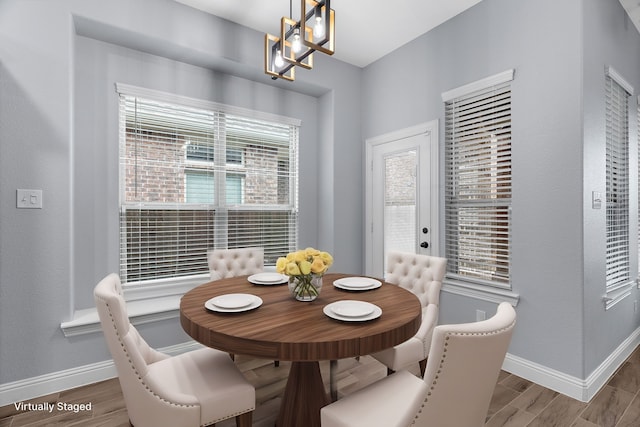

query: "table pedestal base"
left=277, top=361, right=330, bottom=427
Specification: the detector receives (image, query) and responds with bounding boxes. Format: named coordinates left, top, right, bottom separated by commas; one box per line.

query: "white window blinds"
left=118, top=89, right=299, bottom=285
left=605, top=70, right=631, bottom=292
left=444, top=74, right=512, bottom=288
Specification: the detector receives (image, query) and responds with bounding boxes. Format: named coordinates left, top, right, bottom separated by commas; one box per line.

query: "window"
left=117, top=85, right=299, bottom=285
left=443, top=70, right=513, bottom=289
left=605, top=67, right=632, bottom=295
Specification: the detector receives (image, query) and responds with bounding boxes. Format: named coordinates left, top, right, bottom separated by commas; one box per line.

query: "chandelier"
left=264, top=0, right=335, bottom=81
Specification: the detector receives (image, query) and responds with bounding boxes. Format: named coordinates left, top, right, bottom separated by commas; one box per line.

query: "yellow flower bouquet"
left=276, top=247, right=333, bottom=301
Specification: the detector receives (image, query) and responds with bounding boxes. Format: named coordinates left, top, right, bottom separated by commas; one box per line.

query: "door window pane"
left=384, top=151, right=417, bottom=256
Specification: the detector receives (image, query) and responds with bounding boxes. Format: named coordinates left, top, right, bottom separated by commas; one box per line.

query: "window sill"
left=442, top=278, right=520, bottom=306
left=61, top=269, right=277, bottom=337
left=60, top=274, right=212, bottom=337
left=604, top=281, right=636, bottom=310
left=60, top=295, right=182, bottom=337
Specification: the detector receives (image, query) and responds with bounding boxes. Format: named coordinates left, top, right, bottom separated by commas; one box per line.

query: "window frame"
left=441, top=70, right=519, bottom=306
left=638, top=94, right=640, bottom=290
left=115, top=83, right=301, bottom=295
left=604, top=66, right=634, bottom=309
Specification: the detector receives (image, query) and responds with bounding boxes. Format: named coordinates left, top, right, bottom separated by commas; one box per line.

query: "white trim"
left=0, top=341, right=202, bottom=407
left=61, top=268, right=272, bottom=337
left=115, top=82, right=301, bottom=126
left=502, top=326, right=640, bottom=402
left=364, top=120, right=440, bottom=276
left=61, top=294, right=182, bottom=337
left=5, top=329, right=639, bottom=408
left=502, top=354, right=588, bottom=401
left=430, top=121, right=440, bottom=257
left=61, top=274, right=214, bottom=336
left=441, top=69, right=515, bottom=102
left=122, top=274, right=209, bottom=300
left=9, top=329, right=639, bottom=408
left=364, top=122, right=435, bottom=146
left=442, top=278, right=520, bottom=306
left=604, top=281, right=635, bottom=310
left=606, top=66, right=634, bottom=95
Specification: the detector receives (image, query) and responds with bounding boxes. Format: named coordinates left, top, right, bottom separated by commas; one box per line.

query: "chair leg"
left=235, top=411, right=252, bottom=427
left=330, top=359, right=338, bottom=402
left=419, top=358, right=427, bottom=377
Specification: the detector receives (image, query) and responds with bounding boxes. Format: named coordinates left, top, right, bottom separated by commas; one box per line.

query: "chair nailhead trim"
left=100, top=295, right=256, bottom=424
left=98, top=296, right=198, bottom=410
left=202, top=406, right=256, bottom=426
left=412, top=320, right=516, bottom=424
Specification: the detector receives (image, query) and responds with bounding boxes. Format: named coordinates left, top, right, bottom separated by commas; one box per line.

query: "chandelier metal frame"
left=264, top=0, right=335, bottom=81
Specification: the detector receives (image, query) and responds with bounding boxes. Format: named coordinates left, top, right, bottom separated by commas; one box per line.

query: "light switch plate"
left=17, top=189, right=43, bottom=209
left=592, top=191, right=602, bottom=209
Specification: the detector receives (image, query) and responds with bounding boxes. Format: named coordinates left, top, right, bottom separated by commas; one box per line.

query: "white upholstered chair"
left=208, top=247, right=264, bottom=281
left=208, top=247, right=280, bottom=367
left=371, top=252, right=447, bottom=376
left=321, top=302, right=516, bottom=427
left=94, top=274, right=255, bottom=427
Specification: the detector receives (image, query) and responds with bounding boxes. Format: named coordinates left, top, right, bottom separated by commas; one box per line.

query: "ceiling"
left=175, top=0, right=640, bottom=69
left=174, top=0, right=483, bottom=68
left=620, top=0, right=640, bottom=34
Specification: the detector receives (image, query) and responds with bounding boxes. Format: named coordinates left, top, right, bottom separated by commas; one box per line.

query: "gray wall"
left=0, top=0, right=362, bottom=384
left=362, top=0, right=640, bottom=380
left=582, top=0, right=640, bottom=376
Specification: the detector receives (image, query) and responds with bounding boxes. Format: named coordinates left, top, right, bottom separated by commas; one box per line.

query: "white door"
left=365, top=121, right=439, bottom=278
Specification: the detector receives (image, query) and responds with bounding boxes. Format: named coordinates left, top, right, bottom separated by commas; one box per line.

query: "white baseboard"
left=502, top=326, right=640, bottom=402
left=3, top=332, right=639, bottom=408
left=0, top=341, right=202, bottom=407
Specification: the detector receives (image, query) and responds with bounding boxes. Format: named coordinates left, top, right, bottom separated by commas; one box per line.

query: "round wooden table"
left=180, top=273, right=421, bottom=427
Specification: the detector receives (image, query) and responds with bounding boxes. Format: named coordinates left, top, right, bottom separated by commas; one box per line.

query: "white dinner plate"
left=333, top=277, right=382, bottom=291
left=331, top=300, right=375, bottom=318
left=210, top=293, right=255, bottom=308
left=205, top=294, right=263, bottom=312
left=248, top=273, right=289, bottom=285
left=323, top=301, right=382, bottom=322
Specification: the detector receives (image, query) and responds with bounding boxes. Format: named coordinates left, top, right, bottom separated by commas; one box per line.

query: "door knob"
left=422, top=227, right=429, bottom=234
left=420, top=241, right=429, bottom=248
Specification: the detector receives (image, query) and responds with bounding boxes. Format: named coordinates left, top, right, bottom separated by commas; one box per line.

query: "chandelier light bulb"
left=313, top=9, right=324, bottom=38
left=292, top=29, right=302, bottom=53
left=274, top=49, right=285, bottom=68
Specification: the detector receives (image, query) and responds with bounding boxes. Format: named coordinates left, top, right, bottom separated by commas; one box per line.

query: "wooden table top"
left=179, top=273, right=422, bottom=361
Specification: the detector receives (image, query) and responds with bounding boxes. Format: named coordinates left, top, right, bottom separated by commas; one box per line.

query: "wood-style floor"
left=2, top=347, right=640, bottom=427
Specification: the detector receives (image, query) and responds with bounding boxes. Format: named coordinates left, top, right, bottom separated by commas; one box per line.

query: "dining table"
left=179, top=272, right=422, bottom=427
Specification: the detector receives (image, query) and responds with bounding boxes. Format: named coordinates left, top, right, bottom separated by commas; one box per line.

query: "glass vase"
left=288, top=274, right=323, bottom=301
